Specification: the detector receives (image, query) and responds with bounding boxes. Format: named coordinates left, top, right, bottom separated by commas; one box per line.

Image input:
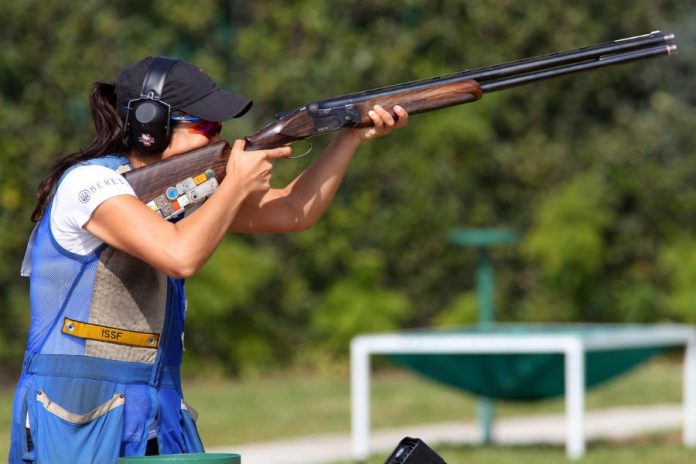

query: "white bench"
left=350, top=324, right=696, bottom=460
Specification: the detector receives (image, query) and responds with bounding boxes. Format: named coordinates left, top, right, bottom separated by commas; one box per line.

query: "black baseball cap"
left=116, top=56, right=252, bottom=121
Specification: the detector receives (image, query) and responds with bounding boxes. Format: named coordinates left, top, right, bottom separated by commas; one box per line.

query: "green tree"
left=1, top=0, right=694, bottom=375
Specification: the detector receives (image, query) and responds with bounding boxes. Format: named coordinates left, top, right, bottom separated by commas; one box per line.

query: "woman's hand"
left=225, top=139, right=291, bottom=195
left=350, top=104, right=409, bottom=144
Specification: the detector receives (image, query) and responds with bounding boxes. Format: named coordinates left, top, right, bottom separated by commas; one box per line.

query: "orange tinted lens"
left=188, top=121, right=222, bottom=138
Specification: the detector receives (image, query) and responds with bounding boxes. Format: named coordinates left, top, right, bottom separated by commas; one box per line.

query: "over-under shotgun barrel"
left=461, top=31, right=675, bottom=85
left=312, top=31, right=676, bottom=112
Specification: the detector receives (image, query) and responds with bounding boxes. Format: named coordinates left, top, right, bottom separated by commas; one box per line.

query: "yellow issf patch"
left=193, top=173, right=207, bottom=185
left=62, top=318, right=159, bottom=349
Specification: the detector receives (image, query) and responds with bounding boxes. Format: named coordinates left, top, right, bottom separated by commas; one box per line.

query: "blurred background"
left=1, top=0, right=695, bottom=462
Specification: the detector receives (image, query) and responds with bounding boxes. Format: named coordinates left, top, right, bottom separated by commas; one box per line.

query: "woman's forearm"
left=282, top=130, right=362, bottom=228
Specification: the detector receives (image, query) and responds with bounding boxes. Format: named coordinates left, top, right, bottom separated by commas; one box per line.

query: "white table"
left=350, top=324, right=696, bottom=460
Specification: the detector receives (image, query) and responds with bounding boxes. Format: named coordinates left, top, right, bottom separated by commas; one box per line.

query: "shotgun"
left=124, top=31, right=676, bottom=219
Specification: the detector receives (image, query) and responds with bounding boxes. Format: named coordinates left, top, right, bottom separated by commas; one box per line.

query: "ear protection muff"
left=125, top=56, right=178, bottom=154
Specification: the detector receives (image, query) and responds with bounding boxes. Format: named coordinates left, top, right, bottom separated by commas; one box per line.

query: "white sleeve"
left=50, top=164, right=136, bottom=255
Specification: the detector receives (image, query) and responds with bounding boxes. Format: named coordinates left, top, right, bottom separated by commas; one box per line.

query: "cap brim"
left=180, top=88, right=253, bottom=121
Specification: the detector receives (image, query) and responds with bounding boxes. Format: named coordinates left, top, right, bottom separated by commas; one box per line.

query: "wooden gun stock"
left=123, top=141, right=231, bottom=216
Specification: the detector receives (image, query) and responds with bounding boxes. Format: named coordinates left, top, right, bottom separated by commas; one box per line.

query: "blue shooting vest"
left=9, top=155, right=204, bottom=463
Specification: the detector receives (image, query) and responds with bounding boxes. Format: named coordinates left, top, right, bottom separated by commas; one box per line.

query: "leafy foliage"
left=1, top=0, right=695, bottom=375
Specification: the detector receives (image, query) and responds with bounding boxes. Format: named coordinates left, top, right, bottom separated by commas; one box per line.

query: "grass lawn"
left=0, top=355, right=691, bottom=462
left=183, top=355, right=683, bottom=446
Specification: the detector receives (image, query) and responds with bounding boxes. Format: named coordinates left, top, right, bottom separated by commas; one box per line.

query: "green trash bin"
left=117, top=453, right=240, bottom=463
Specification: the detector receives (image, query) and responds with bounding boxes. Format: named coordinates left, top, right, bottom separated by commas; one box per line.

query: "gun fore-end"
left=352, top=79, right=483, bottom=127
left=124, top=140, right=231, bottom=214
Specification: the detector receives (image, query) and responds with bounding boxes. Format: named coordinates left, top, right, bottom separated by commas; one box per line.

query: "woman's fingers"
left=372, top=105, right=395, bottom=127
left=368, top=108, right=384, bottom=128
left=231, top=140, right=290, bottom=160
left=232, top=138, right=246, bottom=151
left=264, top=146, right=293, bottom=159
left=393, top=105, right=409, bottom=128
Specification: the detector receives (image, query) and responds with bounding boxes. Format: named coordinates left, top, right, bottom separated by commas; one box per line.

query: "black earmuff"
left=125, top=56, right=178, bottom=154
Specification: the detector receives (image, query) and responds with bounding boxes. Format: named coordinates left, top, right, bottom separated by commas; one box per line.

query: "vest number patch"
left=62, top=317, right=159, bottom=349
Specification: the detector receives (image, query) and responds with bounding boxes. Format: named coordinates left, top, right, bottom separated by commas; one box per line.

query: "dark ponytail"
left=31, top=81, right=130, bottom=222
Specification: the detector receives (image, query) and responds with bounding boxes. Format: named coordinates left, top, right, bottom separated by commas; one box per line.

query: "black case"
left=383, top=437, right=447, bottom=464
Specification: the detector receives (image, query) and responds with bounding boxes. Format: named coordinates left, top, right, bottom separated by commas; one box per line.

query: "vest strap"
left=37, top=390, right=125, bottom=425
left=62, top=317, right=159, bottom=349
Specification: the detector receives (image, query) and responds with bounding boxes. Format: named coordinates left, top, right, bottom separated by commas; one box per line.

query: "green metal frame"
left=449, top=227, right=519, bottom=443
